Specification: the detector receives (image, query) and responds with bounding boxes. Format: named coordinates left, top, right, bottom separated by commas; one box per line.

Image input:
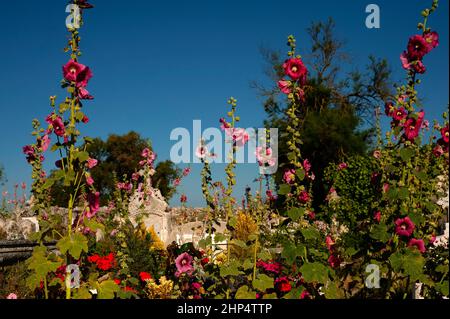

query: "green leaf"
left=281, top=242, right=303, bottom=264
left=75, top=151, right=90, bottom=163
left=389, top=249, right=425, bottom=281
left=323, top=280, right=345, bottom=299
left=400, top=148, right=414, bottom=162
left=287, top=207, right=304, bottom=222
left=282, top=287, right=304, bottom=299
left=228, top=216, right=237, bottom=228
left=235, top=286, right=256, bottom=299
left=214, top=233, right=227, bottom=242
left=436, top=281, right=449, bottom=296
left=57, top=233, right=88, bottom=259
left=97, top=280, right=120, bottom=299
left=262, top=293, right=277, bottom=299
left=370, top=223, right=391, bottom=242
left=41, top=178, right=55, bottom=190
left=295, top=169, right=305, bottom=181
left=301, top=227, right=320, bottom=241
left=220, top=261, right=244, bottom=277
left=242, top=259, right=254, bottom=270
left=278, top=184, right=291, bottom=195
left=73, top=287, right=93, bottom=299
left=27, top=246, right=61, bottom=281
left=75, top=111, right=85, bottom=122
left=232, top=239, right=248, bottom=249
left=398, top=187, right=409, bottom=200
left=257, top=250, right=272, bottom=261
left=83, top=218, right=105, bottom=232
left=300, top=262, right=330, bottom=284
left=252, top=274, right=274, bottom=292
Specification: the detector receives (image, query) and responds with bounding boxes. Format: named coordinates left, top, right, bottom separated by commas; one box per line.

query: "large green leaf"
left=389, top=249, right=425, bottom=281
left=57, top=232, right=88, bottom=259
left=278, top=184, right=291, bottom=195
left=301, top=227, right=320, bottom=241
left=252, top=274, right=274, bottom=292
left=235, top=286, right=256, bottom=299
left=287, top=207, right=304, bottom=221
left=27, top=246, right=61, bottom=280
left=96, top=280, right=120, bottom=299
left=281, top=242, right=303, bottom=264
left=370, top=223, right=391, bottom=242
left=299, top=262, right=330, bottom=284
left=220, top=261, right=244, bottom=277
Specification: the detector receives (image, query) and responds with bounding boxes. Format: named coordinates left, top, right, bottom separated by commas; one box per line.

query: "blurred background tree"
left=252, top=18, right=393, bottom=209
left=49, top=131, right=180, bottom=207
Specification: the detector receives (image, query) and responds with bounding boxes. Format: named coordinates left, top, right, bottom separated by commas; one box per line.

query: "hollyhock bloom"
left=298, top=190, right=310, bottom=204
left=275, top=277, right=292, bottom=293
left=433, top=145, right=444, bottom=157
left=257, top=260, right=282, bottom=275
left=7, top=293, right=18, bottom=299
left=408, top=238, right=426, bottom=253
left=395, top=216, right=415, bottom=237
left=407, top=35, right=431, bottom=60
left=63, top=60, right=92, bottom=85
left=255, top=146, right=276, bottom=167
left=328, top=255, right=341, bottom=268
left=195, top=145, right=209, bottom=159
left=283, top=169, right=296, bottom=185
left=77, top=0, right=94, bottom=9
left=141, top=148, right=151, bottom=158
left=423, top=31, right=439, bottom=50
left=182, top=167, right=191, bottom=176
left=86, top=191, right=100, bottom=218
left=86, top=158, right=98, bottom=169
left=23, top=145, right=36, bottom=163
left=403, top=111, right=424, bottom=141
left=374, top=211, right=381, bottom=223
left=226, top=128, right=250, bottom=147
left=175, top=253, right=194, bottom=277
left=430, top=234, right=436, bottom=244
left=303, top=159, right=312, bottom=172
left=441, top=126, right=449, bottom=143
left=219, top=118, right=231, bottom=131
left=307, top=210, right=316, bottom=220
left=180, top=194, right=187, bottom=203
left=400, top=51, right=412, bottom=70
left=393, top=107, right=407, bottom=122
left=384, top=102, right=395, bottom=116
left=283, top=58, right=307, bottom=85
left=78, top=86, right=94, bottom=100
left=382, top=183, right=389, bottom=193
left=325, top=236, right=335, bottom=251
left=200, top=257, right=209, bottom=267
left=139, top=272, right=152, bottom=282
left=51, top=116, right=66, bottom=137
left=338, top=162, right=348, bottom=170
left=82, top=115, right=89, bottom=123
left=85, top=174, right=94, bottom=186
left=373, top=150, right=381, bottom=159
left=277, top=80, right=292, bottom=94
left=412, top=60, right=426, bottom=74
left=40, top=134, right=51, bottom=152
left=266, top=189, right=277, bottom=201
left=132, top=172, right=140, bottom=181
left=300, top=290, right=311, bottom=299
left=173, top=178, right=181, bottom=187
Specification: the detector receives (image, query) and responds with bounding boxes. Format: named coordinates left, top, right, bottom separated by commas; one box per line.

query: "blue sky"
left=0, top=0, right=448, bottom=207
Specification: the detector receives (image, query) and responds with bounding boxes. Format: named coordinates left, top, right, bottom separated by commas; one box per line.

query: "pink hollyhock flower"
left=180, top=194, right=187, bottom=203
left=78, top=86, right=94, bottom=100
left=441, top=126, right=449, bottom=143
left=393, top=107, right=407, bottom=122
left=277, top=80, right=292, bottom=94
left=300, top=290, right=311, bottom=299
left=421, top=119, right=429, bottom=130
left=403, top=111, right=424, bottom=141
left=86, top=158, right=98, bottom=169
left=412, top=60, right=426, bottom=74
left=175, top=252, right=194, bottom=277
left=432, top=145, right=444, bottom=157
left=430, top=234, right=436, bottom=244
left=384, top=102, right=395, bottom=116
left=338, top=162, right=348, bottom=170
left=408, top=238, right=426, bottom=253
left=182, top=167, right=191, bottom=176
left=328, top=255, right=341, bottom=268
left=374, top=211, right=381, bottom=223
left=85, top=174, right=94, bottom=186
left=195, top=145, right=209, bottom=159
left=226, top=128, right=250, bottom=147
left=303, top=159, right=311, bottom=172
left=283, top=58, right=307, bottom=85
left=275, top=277, right=292, bottom=293
left=400, top=51, right=412, bottom=70
left=173, top=178, right=181, bottom=187
left=7, top=293, right=18, bottom=299
left=326, top=236, right=335, bottom=251
left=407, top=35, right=431, bottom=60
left=86, top=191, right=100, bottom=218
left=256, top=260, right=282, bottom=275
left=298, top=190, right=310, bottom=204
left=141, top=148, right=151, bottom=158
left=23, top=145, right=36, bottom=163
left=307, top=210, right=316, bottom=220
left=82, top=115, right=89, bottom=123
left=40, top=134, right=51, bottom=152
left=63, top=60, right=92, bottom=86
left=131, top=172, right=140, bottom=181
left=283, top=169, right=296, bottom=185
left=423, top=31, right=439, bottom=50
left=52, top=116, right=66, bottom=137
left=395, top=216, right=415, bottom=237
left=373, top=150, right=381, bottom=159
left=255, top=146, right=276, bottom=167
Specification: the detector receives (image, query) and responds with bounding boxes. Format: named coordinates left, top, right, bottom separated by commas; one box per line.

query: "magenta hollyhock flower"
left=132, top=172, right=140, bottom=181
left=51, top=116, right=66, bottom=137
left=175, top=252, right=194, bottom=277
left=403, top=111, right=424, bottom=141
left=82, top=115, right=89, bottom=123
left=182, top=167, right=191, bottom=176
left=432, top=145, right=444, bottom=157
left=328, top=255, right=341, bottom=268
left=423, top=31, right=439, bottom=50
left=300, top=290, right=311, bottom=299
left=180, top=194, right=187, bottom=203
left=325, top=236, right=335, bottom=251
left=23, top=145, right=36, bottom=163
left=283, top=58, right=307, bottom=85
left=338, top=162, right=348, bottom=170
left=408, top=238, right=426, bottom=253
left=277, top=80, right=291, bottom=94
left=40, top=134, right=51, bottom=152
left=393, top=107, right=407, bottom=122
left=86, top=191, right=100, bottom=218
left=173, top=178, right=181, bottom=187
left=141, top=148, right=151, bottom=158
left=395, top=216, right=415, bottom=237
left=85, top=174, right=94, bottom=186
left=275, top=277, right=292, bottom=293
left=219, top=118, right=231, bottom=131
left=400, top=51, right=412, bottom=70
left=307, top=210, right=315, bottom=220
left=303, top=159, right=312, bottom=172
left=441, top=126, right=449, bottom=144
left=7, top=293, right=18, bottom=299
left=63, top=60, right=89, bottom=83
left=256, top=260, right=282, bottom=275
left=283, top=169, right=296, bottom=185
left=266, top=189, right=277, bottom=201
left=298, top=190, right=310, bottom=204
left=374, top=211, right=381, bottom=223
left=86, top=158, right=98, bottom=169
left=412, top=60, right=426, bottom=74
left=407, top=35, right=431, bottom=60
left=78, top=86, right=94, bottom=100
left=384, top=101, right=395, bottom=116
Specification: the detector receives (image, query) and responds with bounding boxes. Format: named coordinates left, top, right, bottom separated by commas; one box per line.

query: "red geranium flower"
left=139, top=272, right=152, bottom=282
left=395, top=216, right=415, bottom=237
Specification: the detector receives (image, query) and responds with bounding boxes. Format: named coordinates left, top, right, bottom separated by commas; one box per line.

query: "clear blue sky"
left=0, top=0, right=448, bottom=207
